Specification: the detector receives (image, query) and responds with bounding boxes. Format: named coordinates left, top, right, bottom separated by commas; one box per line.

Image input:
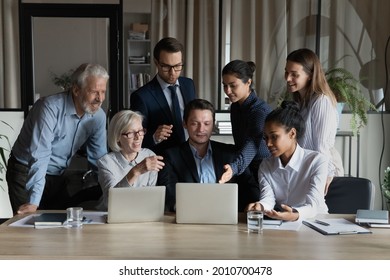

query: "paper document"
left=303, top=218, right=372, bottom=235
left=8, top=211, right=107, bottom=227
left=263, top=220, right=302, bottom=231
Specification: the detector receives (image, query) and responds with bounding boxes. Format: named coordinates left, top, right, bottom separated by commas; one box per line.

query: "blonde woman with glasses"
left=96, top=110, right=165, bottom=210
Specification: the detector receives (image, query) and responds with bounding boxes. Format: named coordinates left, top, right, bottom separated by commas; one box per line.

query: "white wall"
left=337, top=113, right=390, bottom=210
left=0, top=111, right=24, bottom=218
left=32, top=17, right=109, bottom=111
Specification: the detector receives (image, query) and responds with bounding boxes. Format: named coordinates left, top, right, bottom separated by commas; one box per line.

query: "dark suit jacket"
left=130, top=76, right=196, bottom=154
left=158, top=140, right=259, bottom=212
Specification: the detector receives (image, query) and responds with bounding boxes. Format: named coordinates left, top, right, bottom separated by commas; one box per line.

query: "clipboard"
left=303, top=218, right=372, bottom=235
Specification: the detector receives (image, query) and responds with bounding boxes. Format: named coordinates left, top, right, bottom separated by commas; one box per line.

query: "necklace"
left=129, top=152, right=139, bottom=163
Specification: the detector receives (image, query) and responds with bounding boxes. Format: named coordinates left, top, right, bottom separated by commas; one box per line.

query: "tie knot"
left=168, top=85, right=178, bottom=97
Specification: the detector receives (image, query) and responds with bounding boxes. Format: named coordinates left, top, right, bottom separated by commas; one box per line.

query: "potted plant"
left=325, top=67, right=376, bottom=135
left=382, top=167, right=390, bottom=210
left=51, top=69, right=73, bottom=91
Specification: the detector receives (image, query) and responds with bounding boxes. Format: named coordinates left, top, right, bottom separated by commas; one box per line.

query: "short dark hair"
left=265, top=101, right=305, bottom=139
left=153, top=37, right=184, bottom=61
left=183, top=99, right=215, bottom=123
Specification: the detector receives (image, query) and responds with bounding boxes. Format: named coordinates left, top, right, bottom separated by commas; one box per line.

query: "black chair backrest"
left=325, top=176, right=372, bottom=214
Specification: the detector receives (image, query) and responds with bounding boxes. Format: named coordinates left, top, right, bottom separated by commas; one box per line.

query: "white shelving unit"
left=123, top=0, right=152, bottom=108
left=127, top=38, right=151, bottom=89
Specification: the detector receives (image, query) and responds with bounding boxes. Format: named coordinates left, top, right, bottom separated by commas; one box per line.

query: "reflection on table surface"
left=1, top=212, right=389, bottom=260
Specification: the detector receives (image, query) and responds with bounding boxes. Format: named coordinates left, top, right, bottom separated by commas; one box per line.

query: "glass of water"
left=65, top=207, right=83, bottom=228
left=247, top=210, right=263, bottom=233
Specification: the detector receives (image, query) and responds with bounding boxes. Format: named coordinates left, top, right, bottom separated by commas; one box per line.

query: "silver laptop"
left=175, top=183, right=238, bottom=224
left=107, top=186, right=166, bottom=223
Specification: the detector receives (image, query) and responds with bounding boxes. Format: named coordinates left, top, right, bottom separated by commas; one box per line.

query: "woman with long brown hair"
left=285, top=48, right=344, bottom=193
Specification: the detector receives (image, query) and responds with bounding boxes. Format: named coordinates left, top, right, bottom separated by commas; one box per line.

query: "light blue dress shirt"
left=189, top=142, right=216, bottom=183
left=156, top=74, right=189, bottom=140
left=12, top=92, right=107, bottom=205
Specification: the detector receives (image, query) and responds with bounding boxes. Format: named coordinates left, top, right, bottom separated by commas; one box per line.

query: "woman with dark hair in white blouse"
left=247, top=101, right=328, bottom=221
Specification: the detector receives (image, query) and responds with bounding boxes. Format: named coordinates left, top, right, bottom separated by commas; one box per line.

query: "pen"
left=315, top=219, right=330, bottom=226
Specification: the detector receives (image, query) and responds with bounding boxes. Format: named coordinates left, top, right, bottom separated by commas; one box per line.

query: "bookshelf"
left=123, top=0, right=152, bottom=108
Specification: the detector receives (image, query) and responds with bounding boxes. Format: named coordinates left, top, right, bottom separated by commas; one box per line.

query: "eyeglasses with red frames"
left=121, top=128, right=147, bottom=139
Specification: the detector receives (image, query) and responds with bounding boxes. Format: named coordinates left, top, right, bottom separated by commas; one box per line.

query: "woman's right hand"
left=126, top=156, right=165, bottom=184
left=138, top=155, right=165, bottom=173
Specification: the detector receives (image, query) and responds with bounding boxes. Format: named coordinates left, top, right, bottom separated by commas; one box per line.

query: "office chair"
left=325, top=176, right=374, bottom=214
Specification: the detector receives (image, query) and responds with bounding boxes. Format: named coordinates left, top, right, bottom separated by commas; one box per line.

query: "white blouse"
left=96, top=148, right=158, bottom=210
left=258, top=144, right=329, bottom=220
left=298, top=94, right=338, bottom=176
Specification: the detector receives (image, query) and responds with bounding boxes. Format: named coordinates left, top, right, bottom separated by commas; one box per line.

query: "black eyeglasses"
left=159, top=63, right=184, bottom=72
left=122, top=128, right=147, bottom=139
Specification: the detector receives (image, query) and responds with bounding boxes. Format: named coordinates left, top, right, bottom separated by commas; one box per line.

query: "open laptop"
left=175, top=183, right=238, bottom=224
left=107, top=186, right=166, bottom=223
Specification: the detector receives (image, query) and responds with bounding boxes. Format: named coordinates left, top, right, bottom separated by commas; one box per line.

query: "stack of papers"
left=128, top=31, right=146, bottom=40
left=215, top=121, right=232, bottom=134
left=303, top=218, right=372, bottom=235
left=129, top=56, right=146, bottom=64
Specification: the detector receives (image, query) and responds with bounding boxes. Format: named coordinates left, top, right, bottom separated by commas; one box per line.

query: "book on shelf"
left=128, top=31, right=146, bottom=40
left=217, top=129, right=232, bottom=134
left=34, top=213, right=67, bottom=228
left=355, top=209, right=389, bottom=224
left=129, top=56, right=146, bottom=64
left=131, top=73, right=151, bottom=89
left=216, top=121, right=232, bottom=127
left=215, top=121, right=232, bottom=134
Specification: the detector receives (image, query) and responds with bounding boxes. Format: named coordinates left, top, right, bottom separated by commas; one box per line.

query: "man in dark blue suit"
left=130, top=37, right=196, bottom=154
left=158, top=99, right=259, bottom=212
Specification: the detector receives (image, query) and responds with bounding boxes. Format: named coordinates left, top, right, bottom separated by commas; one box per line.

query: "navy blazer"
left=158, top=140, right=260, bottom=212
left=130, top=76, right=196, bottom=153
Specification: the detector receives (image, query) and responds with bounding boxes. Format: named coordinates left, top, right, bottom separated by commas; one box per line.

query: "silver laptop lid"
left=175, top=183, right=238, bottom=224
left=107, top=186, right=166, bottom=223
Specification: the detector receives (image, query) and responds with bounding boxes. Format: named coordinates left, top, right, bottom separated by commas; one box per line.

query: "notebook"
left=34, top=213, right=67, bottom=228
left=107, top=186, right=166, bottom=223
left=175, top=183, right=238, bottom=224
left=355, top=209, right=389, bottom=224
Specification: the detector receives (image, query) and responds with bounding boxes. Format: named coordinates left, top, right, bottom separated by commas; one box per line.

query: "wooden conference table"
left=0, top=212, right=389, bottom=260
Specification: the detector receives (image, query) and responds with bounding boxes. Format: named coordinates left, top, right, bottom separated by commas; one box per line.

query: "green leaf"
left=325, top=66, right=376, bottom=135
